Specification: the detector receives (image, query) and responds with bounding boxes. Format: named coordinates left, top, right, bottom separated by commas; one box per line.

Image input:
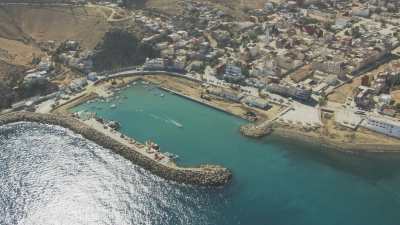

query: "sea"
left=1, top=82, right=400, bottom=225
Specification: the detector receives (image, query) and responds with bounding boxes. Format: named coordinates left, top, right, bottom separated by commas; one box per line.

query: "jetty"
left=0, top=112, right=232, bottom=186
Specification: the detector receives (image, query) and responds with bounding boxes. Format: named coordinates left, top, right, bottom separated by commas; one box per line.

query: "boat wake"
left=167, top=119, right=183, bottom=128
left=149, top=114, right=183, bottom=128
left=149, top=114, right=162, bottom=120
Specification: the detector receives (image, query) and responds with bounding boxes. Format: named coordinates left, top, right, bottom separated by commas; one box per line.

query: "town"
left=1, top=0, right=400, bottom=150
left=3, top=1, right=400, bottom=224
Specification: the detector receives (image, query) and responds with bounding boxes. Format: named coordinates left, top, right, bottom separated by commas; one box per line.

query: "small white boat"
left=169, top=119, right=183, bottom=128
left=110, top=104, right=117, bottom=109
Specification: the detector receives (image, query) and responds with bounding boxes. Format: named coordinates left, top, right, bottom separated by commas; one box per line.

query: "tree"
left=319, top=95, right=327, bottom=106
left=0, top=81, right=14, bottom=109
left=92, top=29, right=159, bottom=71
left=351, top=26, right=362, bottom=39
left=395, top=103, right=400, bottom=112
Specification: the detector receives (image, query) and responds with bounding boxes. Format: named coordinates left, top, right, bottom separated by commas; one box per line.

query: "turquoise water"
left=68, top=83, right=400, bottom=225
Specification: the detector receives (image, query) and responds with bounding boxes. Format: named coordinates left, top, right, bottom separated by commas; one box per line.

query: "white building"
left=241, top=96, right=270, bottom=110
left=69, top=78, right=88, bottom=92
left=143, top=58, right=165, bottom=70
left=24, top=71, right=47, bottom=83
left=361, top=115, right=400, bottom=139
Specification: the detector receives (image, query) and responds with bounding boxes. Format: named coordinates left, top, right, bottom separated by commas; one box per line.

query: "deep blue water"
left=1, top=83, right=400, bottom=225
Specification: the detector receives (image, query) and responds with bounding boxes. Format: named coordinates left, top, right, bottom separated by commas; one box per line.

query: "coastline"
left=157, top=85, right=252, bottom=121
left=0, top=112, right=232, bottom=186
left=271, top=126, right=400, bottom=154
left=50, top=73, right=400, bottom=155
left=137, top=76, right=400, bottom=154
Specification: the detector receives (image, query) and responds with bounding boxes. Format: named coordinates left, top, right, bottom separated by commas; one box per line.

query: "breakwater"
left=0, top=112, right=232, bottom=186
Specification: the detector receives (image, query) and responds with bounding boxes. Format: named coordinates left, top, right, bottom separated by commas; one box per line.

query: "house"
left=24, top=71, right=47, bottom=83
left=251, top=60, right=282, bottom=78
left=265, top=84, right=312, bottom=101
left=352, top=8, right=370, bottom=18
left=69, top=78, right=88, bottom=92
left=334, top=17, right=351, bottom=30
left=354, top=86, right=374, bottom=109
left=206, top=87, right=243, bottom=102
left=313, top=59, right=344, bottom=75
left=143, top=58, right=165, bottom=70
left=38, top=58, right=52, bottom=71
left=87, top=72, right=98, bottom=82
left=223, top=64, right=245, bottom=83
left=241, top=96, right=271, bottom=110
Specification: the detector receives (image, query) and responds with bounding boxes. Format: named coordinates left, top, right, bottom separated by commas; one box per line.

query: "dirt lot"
left=327, top=77, right=362, bottom=104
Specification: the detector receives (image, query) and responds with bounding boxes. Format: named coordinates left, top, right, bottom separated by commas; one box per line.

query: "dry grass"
left=145, top=0, right=279, bottom=17
left=145, top=0, right=183, bottom=15
left=0, top=5, right=110, bottom=49
left=0, top=37, right=44, bottom=66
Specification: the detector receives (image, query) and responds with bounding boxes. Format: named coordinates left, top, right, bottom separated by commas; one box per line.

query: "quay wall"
left=157, top=86, right=251, bottom=121
left=95, top=70, right=201, bottom=85
left=0, top=112, right=232, bottom=186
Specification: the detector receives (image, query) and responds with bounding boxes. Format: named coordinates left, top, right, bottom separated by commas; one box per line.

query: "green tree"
left=319, top=95, right=327, bottom=106
left=395, top=103, right=400, bottom=112
left=93, top=29, right=159, bottom=71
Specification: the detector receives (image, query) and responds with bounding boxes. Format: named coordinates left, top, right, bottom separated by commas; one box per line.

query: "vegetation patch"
left=92, top=29, right=159, bottom=71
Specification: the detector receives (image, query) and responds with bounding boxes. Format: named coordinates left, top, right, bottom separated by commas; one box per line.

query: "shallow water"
left=2, top=83, right=400, bottom=225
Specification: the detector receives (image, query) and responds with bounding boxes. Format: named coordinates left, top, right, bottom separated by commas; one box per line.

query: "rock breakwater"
left=0, top=112, right=232, bottom=186
left=240, top=122, right=273, bottom=138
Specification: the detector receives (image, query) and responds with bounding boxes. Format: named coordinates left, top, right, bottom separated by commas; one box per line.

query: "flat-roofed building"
left=361, top=115, right=400, bottom=139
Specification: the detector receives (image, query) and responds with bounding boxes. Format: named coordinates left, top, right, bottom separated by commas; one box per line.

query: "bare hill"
left=0, top=5, right=110, bottom=49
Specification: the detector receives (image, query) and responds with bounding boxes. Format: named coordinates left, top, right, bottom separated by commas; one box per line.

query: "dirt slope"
left=0, top=5, right=110, bottom=49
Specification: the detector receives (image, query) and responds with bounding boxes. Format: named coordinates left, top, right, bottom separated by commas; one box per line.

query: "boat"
left=160, top=93, right=165, bottom=97
left=107, top=120, right=121, bottom=130
left=110, top=104, right=117, bottom=109
left=164, top=152, right=179, bottom=160
left=169, top=119, right=183, bottom=128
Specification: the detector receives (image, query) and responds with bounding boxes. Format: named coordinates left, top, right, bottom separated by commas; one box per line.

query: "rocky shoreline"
left=0, top=112, right=232, bottom=186
left=272, top=127, right=400, bottom=154
left=240, top=121, right=400, bottom=154
left=239, top=123, right=272, bottom=138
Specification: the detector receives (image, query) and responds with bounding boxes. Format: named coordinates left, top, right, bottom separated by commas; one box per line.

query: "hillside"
left=125, top=0, right=272, bottom=17
left=0, top=5, right=110, bottom=49
left=93, top=29, right=159, bottom=71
